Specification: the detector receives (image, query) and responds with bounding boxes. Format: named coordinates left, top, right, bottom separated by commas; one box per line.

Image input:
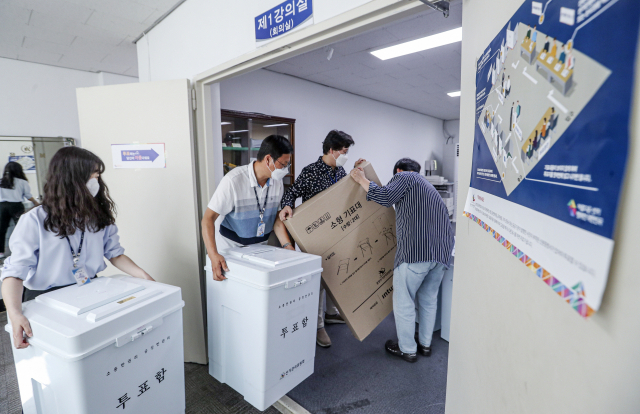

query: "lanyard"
left=253, top=185, right=270, bottom=223
left=327, top=170, right=338, bottom=185
left=65, top=231, right=85, bottom=269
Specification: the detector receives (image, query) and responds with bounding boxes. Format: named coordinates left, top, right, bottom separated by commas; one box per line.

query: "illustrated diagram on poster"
left=111, top=144, right=166, bottom=169
left=465, top=0, right=640, bottom=317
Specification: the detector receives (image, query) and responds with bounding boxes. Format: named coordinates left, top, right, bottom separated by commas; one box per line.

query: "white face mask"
left=86, top=177, right=100, bottom=197
left=268, top=159, right=289, bottom=181
left=333, top=151, right=349, bottom=168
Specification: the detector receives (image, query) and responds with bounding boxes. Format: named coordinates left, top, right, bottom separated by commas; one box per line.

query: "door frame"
left=189, top=0, right=427, bottom=210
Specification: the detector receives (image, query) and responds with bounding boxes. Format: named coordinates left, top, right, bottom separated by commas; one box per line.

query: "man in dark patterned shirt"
left=279, top=130, right=365, bottom=348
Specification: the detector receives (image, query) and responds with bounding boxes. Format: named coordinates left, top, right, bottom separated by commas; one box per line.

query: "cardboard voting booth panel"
left=284, top=162, right=396, bottom=341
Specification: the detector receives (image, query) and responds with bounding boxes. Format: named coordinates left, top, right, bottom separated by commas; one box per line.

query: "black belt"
left=220, top=225, right=270, bottom=245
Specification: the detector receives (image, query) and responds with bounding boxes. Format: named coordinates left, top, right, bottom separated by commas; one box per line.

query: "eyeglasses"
left=275, top=159, right=291, bottom=169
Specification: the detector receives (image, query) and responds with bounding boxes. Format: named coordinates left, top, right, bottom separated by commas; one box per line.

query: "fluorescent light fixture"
left=263, top=123, right=289, bottom=127
left=228, top=130, right=249, bottom=133
left=371, top=27, right=462, bottom=60
left=447, top=91, right=461, bottom=97
left=221, top=122, right=232, bottom=125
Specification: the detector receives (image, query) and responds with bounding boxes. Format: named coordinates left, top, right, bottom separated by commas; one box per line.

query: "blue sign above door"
left=255, top=0, right=313, bottom=42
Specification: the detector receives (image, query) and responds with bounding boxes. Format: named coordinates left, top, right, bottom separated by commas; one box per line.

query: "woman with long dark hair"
left=0, top=147, right=154, bottom=349
left=0, top=161, right=40, bottom=258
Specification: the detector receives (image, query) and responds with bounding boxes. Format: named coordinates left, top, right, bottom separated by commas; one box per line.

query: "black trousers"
left=22, top=284, right=73, bottom=302
left=0, top=201, right=24, bottom=252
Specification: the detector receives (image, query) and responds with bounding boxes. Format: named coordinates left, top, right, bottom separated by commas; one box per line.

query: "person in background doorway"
left=0, top=162, right=40, bottom=259
left=1, top=147, right=154, bottom=350
left=202, top=135, right=295, bottom=282
left=279, top=130, right=365, bottom=348
left=350, top=158, right=454, bottom=363
left=525, top=25, right=531, bottom=40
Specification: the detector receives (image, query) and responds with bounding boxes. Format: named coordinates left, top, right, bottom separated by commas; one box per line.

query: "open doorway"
left=204, top=3, right=462, bottom=413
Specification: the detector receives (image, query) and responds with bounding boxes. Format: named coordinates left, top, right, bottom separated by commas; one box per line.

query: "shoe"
left=384, top=340, right=417, bottom=363
left=324, top=313, right=345, bottom=324
left=414, top=333, right=431, bottom=357
left=316, top=328, right=332, bottom=348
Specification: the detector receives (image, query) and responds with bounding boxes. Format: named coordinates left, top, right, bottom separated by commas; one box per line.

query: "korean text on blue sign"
left=255, top=0, right=313, bottom=41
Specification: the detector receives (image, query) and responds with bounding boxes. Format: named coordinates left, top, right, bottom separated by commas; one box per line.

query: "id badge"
left=257, top=221, right=266, bottom=237
left=72, top=266, right=91, bottom=286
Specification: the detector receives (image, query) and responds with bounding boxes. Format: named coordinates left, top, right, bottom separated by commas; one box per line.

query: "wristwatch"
left=282, top=243, right=292, bottom=248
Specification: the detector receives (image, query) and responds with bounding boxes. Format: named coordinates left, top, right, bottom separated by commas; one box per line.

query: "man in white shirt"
left=201, top=135, right=295, bottom=281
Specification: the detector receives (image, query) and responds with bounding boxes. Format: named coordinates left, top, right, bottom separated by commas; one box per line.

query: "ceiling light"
left=221, top=122, right=232, bottom=125
left=447, top=91, right=461, bottom=97
left=263, top=124, right=289, bottom=127
left=371, top=27, right=462, bottom=60
left=228, top=130, right=249, bottom=133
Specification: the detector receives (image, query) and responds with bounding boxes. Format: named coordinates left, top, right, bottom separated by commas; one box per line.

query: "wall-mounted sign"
left=9, top=155, right=36, bottom=174
left=111, top=144, right=166, bottom=169
left=255, top=0, right=313, bottom=45
left=466, top=0, right=640, bottom=318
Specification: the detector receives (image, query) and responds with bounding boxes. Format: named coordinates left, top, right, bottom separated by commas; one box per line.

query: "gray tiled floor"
left=288, top=313, right=448, bottom=414
left=1, top=311, right=448, bottom=414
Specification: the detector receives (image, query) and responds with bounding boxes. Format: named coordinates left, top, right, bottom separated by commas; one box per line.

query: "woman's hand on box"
left=9, top=312, right=32, bottom=349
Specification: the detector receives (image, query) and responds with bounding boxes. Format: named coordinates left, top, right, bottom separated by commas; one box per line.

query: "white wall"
left=137, top=0, right=376, bottom=82
left=442, top=119, right=459, bottom=182
left=98, top=72, right=138, bottom=86
left=220, top=69, right=445, bottom=186
left=0, top=58, right=137, bottom=144
left=446, top=0, right=640, bottom=412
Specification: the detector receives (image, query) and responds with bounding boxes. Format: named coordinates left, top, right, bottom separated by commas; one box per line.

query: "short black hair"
left=257, top=135, right=293, bottom=161
left=322, top=130, right=354, bottom=154
left=393, top=158, right=421, bottom=175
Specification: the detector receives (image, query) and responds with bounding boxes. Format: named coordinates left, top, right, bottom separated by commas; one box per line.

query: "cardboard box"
left=284, top=162, right=396, bottom=341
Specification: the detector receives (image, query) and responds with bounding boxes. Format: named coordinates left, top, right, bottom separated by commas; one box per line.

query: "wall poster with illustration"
left=465, top=0, right=640, bottom=316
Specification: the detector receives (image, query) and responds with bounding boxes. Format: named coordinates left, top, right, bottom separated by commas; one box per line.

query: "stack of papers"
left=561, top=69, right=570, bottom=77
left=547, top=56, right=554, bottom=64
left=554, top=63, right=562, bottom=72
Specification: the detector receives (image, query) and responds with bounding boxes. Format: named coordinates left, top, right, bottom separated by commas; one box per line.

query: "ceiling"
left=0, top=0, right=180, bottom=77
left=265, top=2, right=462, bottom=120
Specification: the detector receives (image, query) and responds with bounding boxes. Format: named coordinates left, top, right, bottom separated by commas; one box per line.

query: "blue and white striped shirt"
left=367, top=172, right=454, bottom=269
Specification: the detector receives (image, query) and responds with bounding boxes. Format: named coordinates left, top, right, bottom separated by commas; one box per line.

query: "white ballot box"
left=5, top=275, right=186, bottom=414
left=206, top=245, right=322, bottom=411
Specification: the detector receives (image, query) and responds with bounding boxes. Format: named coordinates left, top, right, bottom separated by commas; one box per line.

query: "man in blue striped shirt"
left=351, top=158, right=454, bottom=363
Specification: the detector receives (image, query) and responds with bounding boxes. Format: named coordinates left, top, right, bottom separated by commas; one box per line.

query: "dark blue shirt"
left=367, top=172, right=454, bottom=269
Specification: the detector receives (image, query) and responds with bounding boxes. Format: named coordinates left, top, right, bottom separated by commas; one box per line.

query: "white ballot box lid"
left=4, top=275, right=184, bottom=362
left=36, top=277, right=145, bottom=316
left=207, top=246, right=322, bottom=290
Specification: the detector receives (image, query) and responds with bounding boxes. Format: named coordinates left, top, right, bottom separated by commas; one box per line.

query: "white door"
left=76, top=79, right=206, bottom=364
